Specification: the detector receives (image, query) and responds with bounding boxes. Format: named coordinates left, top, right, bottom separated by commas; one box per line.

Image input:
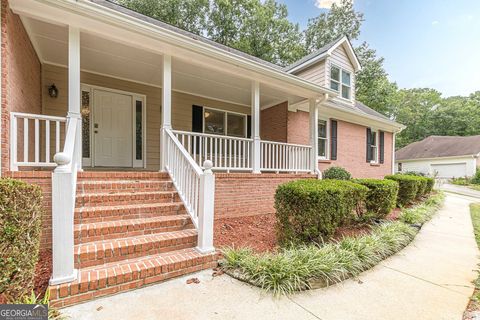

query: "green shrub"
left=385, top=174, right=419, bottom=207
left=274, top=179, right=368, bottom=244
left=322, top=166, right=352, bottom=180
left=472, top=171, right=480, bottom=185
left=451, top=177, right=470, bottom=185
left=424, top=177, right=435, bottom=193
left=414, top=176, right=428, bottom=198
left=403, top=171, right=426, bottom=177
left=402, top=172, right=435, bottom=195
left=0, top=179, right=43, bottom=302
left=352, top=179, right=399, bottom=219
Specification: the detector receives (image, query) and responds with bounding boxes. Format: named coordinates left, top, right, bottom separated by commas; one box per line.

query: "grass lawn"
left=470, top=185, right=480, bottom=192
left=464, top=203, right=480, bottom=319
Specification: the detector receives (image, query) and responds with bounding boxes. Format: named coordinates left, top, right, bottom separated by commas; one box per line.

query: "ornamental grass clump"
left=400, top=192, right=444, bottom=225
left=352, top=179, right=399, bottom=219
left=274, top=179, right=368, bottom=245
left=0, top=179, right=43, bottom=302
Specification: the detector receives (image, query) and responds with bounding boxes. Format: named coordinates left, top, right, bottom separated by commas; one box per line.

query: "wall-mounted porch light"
left=48, top=84, right=58, bottom=98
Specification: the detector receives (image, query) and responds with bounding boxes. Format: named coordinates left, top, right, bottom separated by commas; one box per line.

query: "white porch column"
left=68, top=26, right=82, bottom=170
left=50, top=25, right=81, bottom=285
left=392, top=132, right=396, bottom=174
left=309, top=98, right=318, bottom=174
left=160, top=54, right=172, bottom=171
left=251, top=81, right=261, bottom=173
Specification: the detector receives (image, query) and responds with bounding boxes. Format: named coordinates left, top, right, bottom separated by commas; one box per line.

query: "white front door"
left=93, top=90, right=133, bottom=167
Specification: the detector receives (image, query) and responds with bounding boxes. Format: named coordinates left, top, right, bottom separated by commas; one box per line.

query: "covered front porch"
left=10, top=12, right=327, bottom=175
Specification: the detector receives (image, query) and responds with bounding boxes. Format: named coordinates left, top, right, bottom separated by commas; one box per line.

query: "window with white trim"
left=318, top=119, right=329, bottom=159
left=370, top=129, right=378, bottom=163
left=330, top=65, right=352, bottom=100
left=203, top=108, right=247, bottom=137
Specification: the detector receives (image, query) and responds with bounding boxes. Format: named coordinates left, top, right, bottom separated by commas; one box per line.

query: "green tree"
left=355, top=42, right=398, bottom=116
left=304, top=0, right=364, bottom=51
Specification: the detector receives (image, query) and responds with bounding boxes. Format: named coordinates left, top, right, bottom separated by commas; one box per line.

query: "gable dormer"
left=285, top=36, right=361, bottom=105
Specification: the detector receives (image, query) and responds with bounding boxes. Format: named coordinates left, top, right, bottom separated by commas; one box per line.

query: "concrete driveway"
left=440, top=183, right=480, bottom=199
left=63, top=194, right=479, bottom=320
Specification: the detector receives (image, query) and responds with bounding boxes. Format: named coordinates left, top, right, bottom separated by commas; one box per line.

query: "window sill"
left=318, top=159, right=332, bottom=164
left=370, top=162, right=381, bottom=167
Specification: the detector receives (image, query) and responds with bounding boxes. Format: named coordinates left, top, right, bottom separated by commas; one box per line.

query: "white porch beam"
left=309, top=98, right=319, bottom=174
left=251, top=81, right=261, bottom=173
left=160, top=54, right=172, bottom=171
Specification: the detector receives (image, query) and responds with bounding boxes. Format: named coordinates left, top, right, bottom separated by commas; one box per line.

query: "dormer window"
left=330, top=65, right=351, bottom=100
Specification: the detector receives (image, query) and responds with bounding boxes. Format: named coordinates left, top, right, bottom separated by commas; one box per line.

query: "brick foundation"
left=214, top=172, right=315, bottom=219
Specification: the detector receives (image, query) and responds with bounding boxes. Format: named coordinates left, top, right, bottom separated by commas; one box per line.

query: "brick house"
left=1, top=0, right=404, bottom=306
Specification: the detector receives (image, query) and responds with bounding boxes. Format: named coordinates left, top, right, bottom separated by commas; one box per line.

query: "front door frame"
left=81, top=83, right=147, bottom=168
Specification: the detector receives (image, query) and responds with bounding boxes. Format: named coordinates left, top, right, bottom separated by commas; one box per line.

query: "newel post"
left=196, top=160, right=215, bottom=253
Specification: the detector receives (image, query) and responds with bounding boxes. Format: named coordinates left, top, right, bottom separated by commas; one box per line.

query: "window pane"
left=330, top=80, right=339, bottom=91
left=227, top=113, right=245, bottom=137
left=341, top=85, right=350, bottom=99
left=135, top=100, right=142, bottom=160
left=81, top=91, right=90, bottom=158
left=318, top=120, right=327, bottom=138
left=342, top=70, right=351, bottom=85
left=371, top=131, right=377, bottom=145
left=318, top=139, right=326, bottom=157
left=204, top=109, right=225, bottom=135
left=331, top=66, right=340, bottom=81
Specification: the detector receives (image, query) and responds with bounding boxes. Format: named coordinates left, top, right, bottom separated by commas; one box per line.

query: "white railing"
left=164, top=129, right=215, bottom=253
left=50, top=115, right=81, bottom=285
left=10, top=112, right=67, bottom=170
left=260, top=140, right=312, bottom=172
left=173, top=130, right=253, bottom=171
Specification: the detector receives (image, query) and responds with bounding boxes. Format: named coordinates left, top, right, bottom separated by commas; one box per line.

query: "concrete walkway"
left=63, top=194, right=479, bottom=320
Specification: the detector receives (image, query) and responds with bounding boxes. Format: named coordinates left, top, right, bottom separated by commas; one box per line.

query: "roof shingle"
left=396, top=135, right=480, bottom=160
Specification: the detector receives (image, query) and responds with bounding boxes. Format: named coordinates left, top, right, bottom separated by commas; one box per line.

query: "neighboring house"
left=1, top=0, right=403, bottom=306
left=396, top=136, right=480, bottom=178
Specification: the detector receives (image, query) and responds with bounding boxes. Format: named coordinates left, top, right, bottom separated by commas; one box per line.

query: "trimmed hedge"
left=0, top=179, right=43, bottom=302
left=274, top=179, right=368, bottom=244
left=424, top=177, right=435, bottom=193
left=471, top=171, right=480, bottom=185
left=415, top=177, right=428, bottom=198
left=322, top=166, right=352, bottom=180
left=385, top=174, right=419, bottom=207
left=353, top=179, right=399, bottom=219
left=402, top=173, right=435, bottom=195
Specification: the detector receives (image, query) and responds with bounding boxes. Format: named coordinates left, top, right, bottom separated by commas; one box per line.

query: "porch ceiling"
left=22, top=16, right=305, bottom=108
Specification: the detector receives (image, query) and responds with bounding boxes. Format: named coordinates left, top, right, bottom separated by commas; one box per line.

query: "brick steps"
left=51, top=171, right=218, bottom=307
left=77, top=180, right=175, bottom=193
left=50, top=248, right=218, bottom=308
left=74, top=229, right=198, bottom=268
left=74, top=215, right=194, bottom=243
left=75, top=202, right=187, bottom=223
left=76, top=191, right=181, bottom=207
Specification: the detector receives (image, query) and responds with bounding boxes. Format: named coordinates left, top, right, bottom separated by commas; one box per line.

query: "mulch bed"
left=214, top=214, right=278, bottom=253
left=33, top=250, right=52, bottom=298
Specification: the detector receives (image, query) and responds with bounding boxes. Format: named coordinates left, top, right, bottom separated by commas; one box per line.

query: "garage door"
left=431, top=163, right=467, bottom=178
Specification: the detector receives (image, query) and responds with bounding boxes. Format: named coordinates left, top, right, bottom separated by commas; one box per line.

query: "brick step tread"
left=75, top=202, right=187, bottom=223
left=74, top=215, right=194, bottom=243
left=50, top=248, right=218, bottom=307
left=74, top=229, right=198, bottom=268
left=76, top=191, right=180, bottom=207
left=77, top=180, right=175, bottom=193
left=78, top=172, right=170, bottom=181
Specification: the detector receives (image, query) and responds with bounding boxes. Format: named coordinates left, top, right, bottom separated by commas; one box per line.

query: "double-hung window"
left=330, top=65, right=352, bottom=100
left=318, top=119, right=329, bottom=159
left=370, top=129, right=378, bottom=163
left=203, top=108, right=247, bottom=137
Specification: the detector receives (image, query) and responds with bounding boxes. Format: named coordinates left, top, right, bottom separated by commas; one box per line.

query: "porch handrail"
left=260, top=140, right=312, bottom=172
left=9, top=112, right=67, bottom=170
left=164, top=128, right=215, bottom=253
left=50, top=115, right=81, bottom=285
left=172, top=129, right=253, bottom=171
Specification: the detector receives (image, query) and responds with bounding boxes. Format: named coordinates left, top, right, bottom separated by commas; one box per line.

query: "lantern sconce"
left=48, top=84, right=58, bottom=98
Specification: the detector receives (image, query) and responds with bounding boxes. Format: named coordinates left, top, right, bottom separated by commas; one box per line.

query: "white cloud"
left=431, top=20, right=439, bottom=26
left=314, top=0, right=352, bottom=9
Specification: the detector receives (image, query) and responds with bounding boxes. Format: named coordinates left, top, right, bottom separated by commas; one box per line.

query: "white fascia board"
left=396, top=155, right=477, bottom=163
left=10, top=0, right=338, bottom=99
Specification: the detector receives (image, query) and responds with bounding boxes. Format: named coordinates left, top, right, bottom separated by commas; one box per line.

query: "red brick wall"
left=1, top=1, right=42, bottom=174
left=283, top=108, right=394, bottom=178
left=214, top=173, right=314, bottom=219
left=4, top=171, right=52, bottom=251
left=260, top=102, right=287, bottom=142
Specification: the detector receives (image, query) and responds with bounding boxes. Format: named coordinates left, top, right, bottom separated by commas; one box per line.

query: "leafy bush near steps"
left=0, top=179, right=43, bottom=302
left=322, top=166, right=352, bottom=180
left=352, top=179, right=399, bottom=219
left=385, top=174, right=420, bottom=207
left=274, top=179, right=368, bottom=245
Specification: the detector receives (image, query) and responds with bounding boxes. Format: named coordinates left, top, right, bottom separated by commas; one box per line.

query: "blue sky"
left=278, top=0, right=480, bottom=97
